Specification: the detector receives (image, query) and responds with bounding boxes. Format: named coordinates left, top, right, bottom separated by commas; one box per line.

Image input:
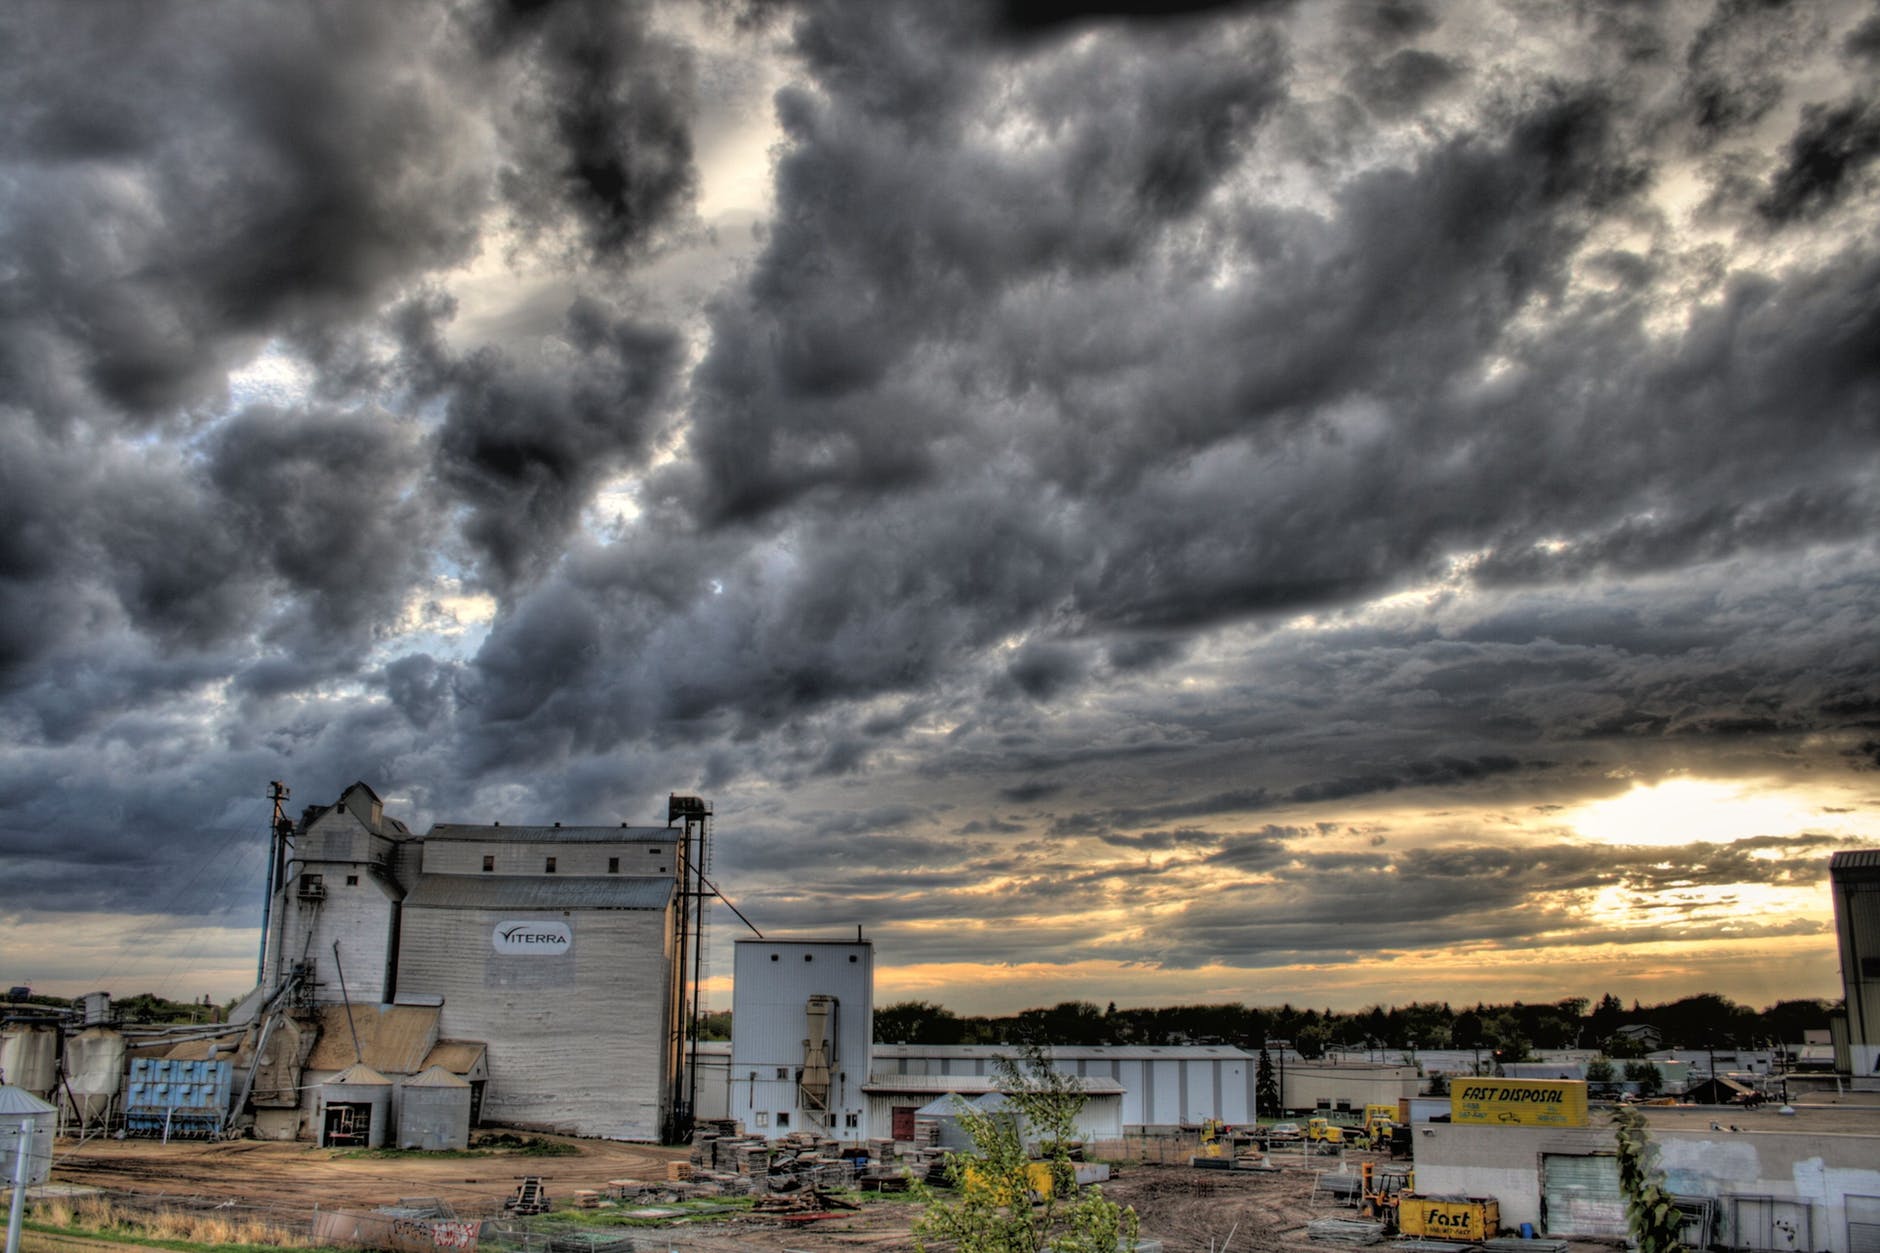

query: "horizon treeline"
left=868, top=993, right=1840, bottom=1058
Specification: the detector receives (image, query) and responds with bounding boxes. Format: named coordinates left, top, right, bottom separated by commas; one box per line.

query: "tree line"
left=869, top=992, right=1838, bottom=1057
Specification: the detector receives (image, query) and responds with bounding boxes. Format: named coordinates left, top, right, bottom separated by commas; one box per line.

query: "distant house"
left=1612, top=1024, right=1664, bottom=1050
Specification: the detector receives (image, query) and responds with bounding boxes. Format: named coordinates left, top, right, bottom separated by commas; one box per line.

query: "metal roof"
left=423, top=1040, right=488, bottom=1075
left=0, top=1085, right=57, bottom=1115
left=1831, top=849, right=1880, bottom=874
left=329, top=1063, right=393, bottom=1086
left=861, top=1074, right=1126, bottom=1096
left=403, top=1064, right=470, bottom=1089
left=425, top=824, right=675, bottom=844
left=402, top=874, right=674, bottom=911
left=305, top=1004, right=440, bottom=1074
left=869, top=1044, right=1253, bottom=1061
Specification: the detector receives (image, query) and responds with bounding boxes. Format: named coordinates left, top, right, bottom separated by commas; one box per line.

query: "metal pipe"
left=6, top=1116, right=32, bottom=1253
left=332, top=942, right=363, bottom=1064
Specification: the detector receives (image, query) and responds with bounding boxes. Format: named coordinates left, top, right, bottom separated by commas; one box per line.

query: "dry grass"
left=30, top=1194, right=311, bottom=1248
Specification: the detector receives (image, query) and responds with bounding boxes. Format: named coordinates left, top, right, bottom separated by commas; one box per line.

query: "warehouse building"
left=1832, top=849, right=1880, bottom=1084
left=245, top=782, right=704, bottom=1141
left=1413, top=1101, right=1880, bottom=1251
left=1279, top=1059, right=1421, bottom=1117
left=868, top=1043, right=1259, bottom=1129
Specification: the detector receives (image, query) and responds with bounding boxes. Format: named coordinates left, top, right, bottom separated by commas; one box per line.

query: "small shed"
left=0, top=1085, right=56, bottom=1187
left=319, top=1064, right=393, bottom=1149
left=396, top=1065, right=472, bottom=1150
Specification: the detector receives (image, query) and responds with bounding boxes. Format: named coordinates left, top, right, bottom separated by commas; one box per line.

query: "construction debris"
left=504, top=1176, right=549, bottom=1215
left=1305, top=1216, right=1388, bottom=1244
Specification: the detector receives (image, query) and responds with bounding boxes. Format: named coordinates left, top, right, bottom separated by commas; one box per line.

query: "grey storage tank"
left=319, top=1064, right=393, bottom=1149
left=396, top=1065, right=472, bottom=1151
left=0, top=1085, right=56, bottom=1187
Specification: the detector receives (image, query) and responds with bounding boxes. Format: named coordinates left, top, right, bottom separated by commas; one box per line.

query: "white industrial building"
left=238, top=781, right=704, bottom=1141
left=1414, top=1103, right=1880, bottom=1250
left=728, top=938, right=873, bottom=1139
left=868, top=1044, right=1259, bottom=1130
left=862, top=1071, right=1127, bottom=1143
left=1832, top=849, right=1880, bottom=1083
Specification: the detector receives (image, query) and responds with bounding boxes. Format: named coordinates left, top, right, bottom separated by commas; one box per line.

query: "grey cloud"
left=1759, top=97, right=1880, bottom=222
left=422, top=296, right=685, bottom=588
left=1350, top=49, right=1462, bottom=118
left=481, top=0, right=699, bottom=261
left=0, top=4, right=492, bottom=424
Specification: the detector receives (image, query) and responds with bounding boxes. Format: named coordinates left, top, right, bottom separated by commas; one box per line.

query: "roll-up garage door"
left=1541, top=1153, right=1628, bottom=1239
left=1848, top=1196, right=1880, bottom=1253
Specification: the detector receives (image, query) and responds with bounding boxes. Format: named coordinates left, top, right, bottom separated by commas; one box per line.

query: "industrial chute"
left=799, top=994, right=837, bottom=1134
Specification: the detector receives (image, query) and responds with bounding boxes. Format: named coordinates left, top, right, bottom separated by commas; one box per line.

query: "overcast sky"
left=4, top=0, right=1878, bottom=1016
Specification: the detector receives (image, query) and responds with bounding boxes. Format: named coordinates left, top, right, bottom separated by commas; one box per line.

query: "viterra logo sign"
left=493, top=921, right=572, bottom=955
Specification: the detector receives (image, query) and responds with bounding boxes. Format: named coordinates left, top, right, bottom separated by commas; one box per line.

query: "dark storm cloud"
left=413, top=294, right=685, bottom=588
left=2, top=0, right=1877, bottom=1017
left=1759, top=97, right=1880, bottom=222
left=208, top=405, right=434, bottom=640
left=480, top=0, right=699, bottom=261
left=1349, top=48, right=1463, bottom=118
left=0, top=4, right=492, bottom=424
left=1055, top=756, right=1534, bottom=834
left=676, top=5, right=1286, bottom=522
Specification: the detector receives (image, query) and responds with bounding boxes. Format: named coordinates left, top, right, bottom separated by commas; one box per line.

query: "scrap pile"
left=1305, top=1216, right=1387, bottom=1244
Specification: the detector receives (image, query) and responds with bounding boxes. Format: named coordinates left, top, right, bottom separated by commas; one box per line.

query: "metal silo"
left=62, top=1027, right=126, bottom=1131
left=319, top=1064, right=393, bottom=1148
left=0, top=1024, right=57, bottom=1099
left=0, top=1085, right=56, bottom=1187
left=396, top=1065, right=471, bottom=1151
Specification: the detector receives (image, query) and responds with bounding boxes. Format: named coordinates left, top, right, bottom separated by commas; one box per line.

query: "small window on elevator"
left=608, top=857, right=619, bottom=874
left=545, top=856, right=557, bottom=874
left=483, top=855, right=494, bottom=872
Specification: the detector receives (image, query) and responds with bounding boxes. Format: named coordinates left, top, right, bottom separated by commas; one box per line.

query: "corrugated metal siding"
left=275, top=866, right=400, bottom=1003
left=1834, top=866, right=1880, bottom=1043
left=730, top=941, right=873, bottom=1136
left=427, top=824, right=673, bottom=844
left=396, top=904, right=672, bottom=1139
left=402, top=874, right=673, bottom=910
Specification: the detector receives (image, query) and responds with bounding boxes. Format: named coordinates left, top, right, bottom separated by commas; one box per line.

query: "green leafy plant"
left=1623, top=1060, right=1664, bottom=1097
left=914, top=1044, right=1139, bottom=1253
left=1612, top=1106, right=1687, bottom=1253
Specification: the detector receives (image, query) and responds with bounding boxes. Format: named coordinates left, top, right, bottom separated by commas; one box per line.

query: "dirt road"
left=49, top=1135, right=686, bottom=1216
left=40, top=1140, right=1510, bottom=1253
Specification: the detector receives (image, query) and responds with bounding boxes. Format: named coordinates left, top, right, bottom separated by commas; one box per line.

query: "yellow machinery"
left=1361, top=1161, right=1501, bottom=1241
left=1305, top=1116, right=1347, bottom=1144
left=1359, top=1160, right=1414, bottom=1226
left=1194, top=1117, right=1228, bottom=1160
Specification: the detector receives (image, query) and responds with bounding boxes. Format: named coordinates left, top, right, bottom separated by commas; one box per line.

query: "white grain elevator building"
left=253, top=782, right=709, bottom=1141
left=730, top=938, right=873, bottom=1140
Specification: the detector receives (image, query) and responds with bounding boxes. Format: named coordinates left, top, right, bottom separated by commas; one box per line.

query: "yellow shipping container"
left=1400, top=1197, right=1500, bottom=1242
left=1449, top=1078, right=1588, bottom=1127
